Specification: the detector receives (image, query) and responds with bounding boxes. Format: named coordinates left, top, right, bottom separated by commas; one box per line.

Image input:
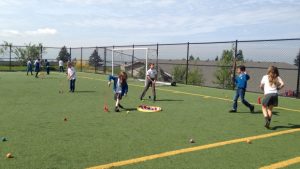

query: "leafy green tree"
left=172, top=65, right=186, bottom=83
left=213, top=50, right=234, bottom=89
left=137, top=66, right=146, bottom=79
left=14, top=43, right=45, bottom=64
left=294, top=49, right=300, bottom=67
left=187, top=68, right=204, bottom=85
left=88, top=49, right=103, bottom=67
left=57, top=46, right=70, bottom=62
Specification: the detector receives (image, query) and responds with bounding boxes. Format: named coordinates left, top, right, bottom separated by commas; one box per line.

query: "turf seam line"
left=78, top=75, right=300, bottom=113
left=259, top=156, right=300, bottom=169
left=86, top=128, right=300, bottom=169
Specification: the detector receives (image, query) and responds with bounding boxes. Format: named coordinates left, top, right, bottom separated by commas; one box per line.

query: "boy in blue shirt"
left=229, top=65, right=254, bottom=113
left=108, top=72, right=128, bottom=112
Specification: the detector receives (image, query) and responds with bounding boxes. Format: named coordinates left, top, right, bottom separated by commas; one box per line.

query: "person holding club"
left=108, top=71, right=128, bottom=112
left=140, top=63, right=157, bottom=101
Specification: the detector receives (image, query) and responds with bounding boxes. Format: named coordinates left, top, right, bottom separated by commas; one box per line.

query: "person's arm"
left=277, top=77, right=285, bottom=90
left=108, top=75, right=116, bottom=87
left=260, top=76, right=265, bottom=91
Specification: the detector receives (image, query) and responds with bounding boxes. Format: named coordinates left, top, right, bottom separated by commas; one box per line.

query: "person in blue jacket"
left=108, top=71, right=128, bottom=112
left=229, top=65, right=254, bottom=113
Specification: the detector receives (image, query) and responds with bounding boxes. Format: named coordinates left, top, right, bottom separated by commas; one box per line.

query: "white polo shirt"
left=146, top=68, right=157, bottom=79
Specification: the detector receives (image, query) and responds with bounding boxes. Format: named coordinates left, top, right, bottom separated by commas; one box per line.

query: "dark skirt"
left=262, top=93, right=278, bottom=107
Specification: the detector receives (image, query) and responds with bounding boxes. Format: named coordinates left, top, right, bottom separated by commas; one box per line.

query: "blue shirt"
left=235, top=73, right=250, bottom=89
left=108, top=75, right=128, bottom=96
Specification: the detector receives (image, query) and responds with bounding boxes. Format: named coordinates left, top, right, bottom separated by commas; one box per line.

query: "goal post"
left=109, top=47, right=149, bottom=76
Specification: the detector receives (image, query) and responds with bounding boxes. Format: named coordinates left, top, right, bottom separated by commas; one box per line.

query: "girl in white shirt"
left=260, top=66, right=284, bottom=129
left=67, top=62, right=76, bottom=92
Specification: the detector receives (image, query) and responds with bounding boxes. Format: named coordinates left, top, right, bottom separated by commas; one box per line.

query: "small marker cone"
left=246, top=139, right=252, bottom=144
left=104, top=105, right=109, bottom=112
left=189, top=138, right=195, bottom=143
left=258, top=97, right=261, bottom=104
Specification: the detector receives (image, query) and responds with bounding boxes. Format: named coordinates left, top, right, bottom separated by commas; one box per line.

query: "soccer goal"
left=107, top=47, right=175, bottom=86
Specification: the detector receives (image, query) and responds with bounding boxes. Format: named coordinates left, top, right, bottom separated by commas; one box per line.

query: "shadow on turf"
left=230, top=110, right=280, bottom=116
left=153, top=99, right=184, bottom=102
left=74, top=91, right=97, bottom=93
left=271, top=123, right=300, bottom=130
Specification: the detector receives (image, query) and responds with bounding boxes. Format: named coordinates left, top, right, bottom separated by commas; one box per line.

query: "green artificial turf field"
left=0, top=71, right=299, bottom=169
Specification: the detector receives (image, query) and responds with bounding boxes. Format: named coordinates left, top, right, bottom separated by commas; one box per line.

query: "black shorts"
left=262, top=93, right=278, bottom=107
left=114, top=93, right=122, bottom=100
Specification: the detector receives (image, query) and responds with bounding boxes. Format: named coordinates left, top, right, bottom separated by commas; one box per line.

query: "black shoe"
left=264, top=118, right=270, bottom=129
left=118, top=104, right=124, bottom=109
left=140, top=97, right=143, bottom=101
left=229, top=109, right=236, bottom=113
left=115, top=107, right=120, bottom=112
left=250, top=105, right=254, bottom=113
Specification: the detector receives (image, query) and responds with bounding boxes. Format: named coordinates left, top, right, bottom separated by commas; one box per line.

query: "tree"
left=172, top=65, right=186, bottom=83
left=57, top=46, right=70, bottom=62
left=213, top=49, right=234, bottom=89
left=0, top=41, right=12, bottom=57
left=236, top=49, right=244, bottom=61
left=215, top=56, right=219, bottom=61
left=187, top=68, right=204, bottom=85
left=189, top=55, right=195, bottom=61
left=294, top=49, right=300, bottom=67
left=14, top=43, right=45, bottom=64
left=196, top=57, right=200, bottom=61
left=88, top=49, right=102, bottom=67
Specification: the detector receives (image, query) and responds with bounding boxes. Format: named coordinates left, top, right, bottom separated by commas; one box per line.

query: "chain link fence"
left=1, top=38, right=299, bottom=97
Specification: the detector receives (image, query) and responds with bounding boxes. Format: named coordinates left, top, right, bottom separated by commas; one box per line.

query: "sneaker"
left=250, top=105, right=254, bottom=113
left=115, top=107, right=120, bottom=112
left=118, top=104, right=124, bottom=109
left=264, top=118, right=270, bottom=129
left=229, top=109, right=237, bottom=113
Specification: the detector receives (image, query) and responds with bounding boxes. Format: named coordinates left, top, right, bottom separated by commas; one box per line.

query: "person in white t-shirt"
left=59, top=60, right=64, bottom=72
left=140, top=63, right=157, bottom=101
left=260, top=66, right=284, bottom=129
left=67, top=62, right=76, bottom=92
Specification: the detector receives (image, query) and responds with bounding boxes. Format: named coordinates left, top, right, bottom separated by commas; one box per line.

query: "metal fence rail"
left=1, top=38, right=299, bottom=97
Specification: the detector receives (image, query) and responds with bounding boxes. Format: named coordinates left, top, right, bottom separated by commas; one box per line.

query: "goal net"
left=106, top=47, right=175, bottom=86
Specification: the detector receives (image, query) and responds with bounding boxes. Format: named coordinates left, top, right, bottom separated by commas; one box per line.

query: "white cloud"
left=0, top=28, right=57, bottom=37
left=25, top=28, right=57, bottom=35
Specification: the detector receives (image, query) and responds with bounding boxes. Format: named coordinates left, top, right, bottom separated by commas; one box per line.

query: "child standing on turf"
left=26, top=59, right=33, bottom=75
left=260, top=66, right=284, bottom=129
left=108, top=72, right=128, bottom=112
left=67, top=62, right=76, bottom=92
left=34, top=58, right=40, bottom=78
left=140, top=63, right=157, bottom=101
left=45, top=59, right=50, bottom=75
left=229, top=65, right=254, bottom=113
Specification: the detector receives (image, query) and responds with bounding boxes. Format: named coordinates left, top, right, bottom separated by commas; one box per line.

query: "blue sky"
left=0, top=0, right=300, bottom=47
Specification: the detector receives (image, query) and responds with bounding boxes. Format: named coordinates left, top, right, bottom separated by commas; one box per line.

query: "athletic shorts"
left=114, top=93, right=122, bottom=100
left=262, top=93, right=278, bottom=107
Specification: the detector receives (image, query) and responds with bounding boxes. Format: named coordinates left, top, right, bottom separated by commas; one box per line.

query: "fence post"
left=131, top=44, right=134, bottom=77
left=156, top=43, right=159, bottom=73
left=297, top=55, right=300, bottom=98
left=40, top=45, right=43, bottom=60
left=232, top=40, right=238, bottom=90
left=95, top=46, right=98, bottom=73
left=69, top=47, right=72, bottom=61
left=104, top=47, right=107, bottom=74
left=80, top=47, right=83, bottom=72
left=9, top=45, right=12, bottom=71
left=186, top=42, right=190, bottom=84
